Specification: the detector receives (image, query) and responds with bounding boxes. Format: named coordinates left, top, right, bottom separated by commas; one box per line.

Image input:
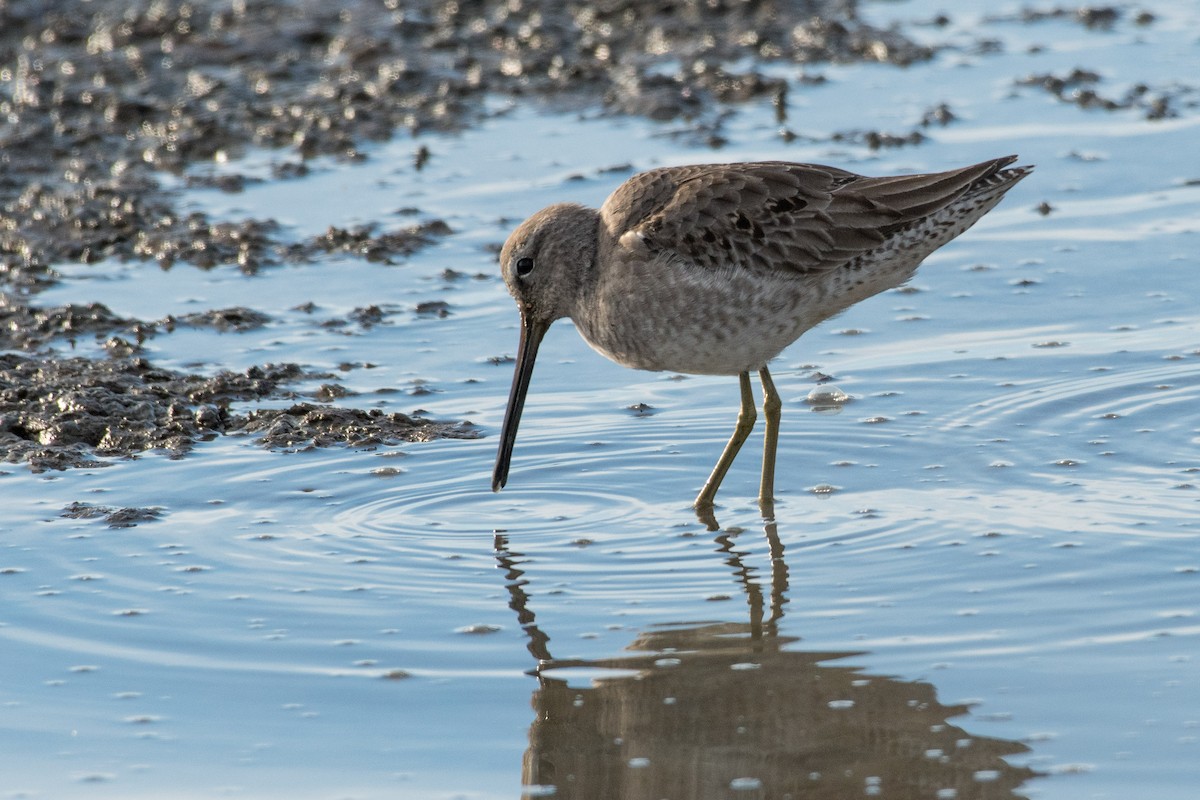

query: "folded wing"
left=600, top=157, right=1020, bottom=275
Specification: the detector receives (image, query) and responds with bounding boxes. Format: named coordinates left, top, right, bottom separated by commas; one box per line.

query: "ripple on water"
left=7, top=337, right=1197, bottom=686
left=929, top=354, right=1200, bottom=497
left=335, top=484, right=661, bottom=539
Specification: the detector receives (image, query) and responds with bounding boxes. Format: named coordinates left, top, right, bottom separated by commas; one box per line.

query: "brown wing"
left=600, top=157, right=1019, bottom=274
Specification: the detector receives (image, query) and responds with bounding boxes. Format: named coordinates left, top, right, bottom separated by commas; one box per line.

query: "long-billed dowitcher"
left=491, top=157, right=1032, bottom=517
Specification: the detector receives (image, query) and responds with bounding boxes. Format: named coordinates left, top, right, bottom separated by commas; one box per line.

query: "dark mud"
left=0, top=0, right=1142, bottom=470
left=0, top=298, right=279, bottom=351
left=1, top=0, right=935, bottom=286
left=0, top=352, right=476, bottom=471
left=61, top=501, right=164, bottom=528
left=1014, top=67, right=1193, bottom=120
left=242, top=403, right=476, bottom=450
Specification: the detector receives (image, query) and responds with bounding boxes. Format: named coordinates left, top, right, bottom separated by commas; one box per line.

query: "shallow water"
left=4, top=1, right=1200, bottom=798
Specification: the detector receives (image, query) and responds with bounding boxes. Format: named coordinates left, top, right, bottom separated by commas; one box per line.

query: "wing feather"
left=599, top=157, right=1018, bottom=275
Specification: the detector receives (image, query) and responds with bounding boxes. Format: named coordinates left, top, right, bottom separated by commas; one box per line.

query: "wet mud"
left=1014, top=67, right=1192, bottom=120
left=0, top=352, right=476, bottom=471
left=1, top=0, right=929, bottom=284
left=60, top=501, right=163, bottom=528
left=0, top=0, right=1164, bottom=470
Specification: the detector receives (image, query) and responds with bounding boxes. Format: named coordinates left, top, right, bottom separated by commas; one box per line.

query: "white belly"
left=574, top=262, right=828, bottom=376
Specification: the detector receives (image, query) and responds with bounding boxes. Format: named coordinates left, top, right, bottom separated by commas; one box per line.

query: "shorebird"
left=491, top=157, right=1032, bottom=518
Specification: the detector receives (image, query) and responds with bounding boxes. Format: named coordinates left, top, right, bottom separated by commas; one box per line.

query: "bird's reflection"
left=494, top=523, right=1037, bottom=800
left=696, top=494, right=775, bottom=532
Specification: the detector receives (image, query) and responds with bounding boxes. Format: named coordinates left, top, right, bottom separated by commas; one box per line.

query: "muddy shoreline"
left=0, top=0, right=1130, bottom=470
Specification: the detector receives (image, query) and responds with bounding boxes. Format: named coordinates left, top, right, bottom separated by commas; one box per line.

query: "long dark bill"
left=492, top=314, right=548, bottom=492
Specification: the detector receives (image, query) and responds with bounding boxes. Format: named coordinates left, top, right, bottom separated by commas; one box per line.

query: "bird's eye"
left=515, top=256, right=534, bottom=277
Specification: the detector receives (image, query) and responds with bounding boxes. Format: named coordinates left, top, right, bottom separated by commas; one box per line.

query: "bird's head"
left=498, top=202, right=599, bottom=326
left=492, top=203, right=599, bottom=492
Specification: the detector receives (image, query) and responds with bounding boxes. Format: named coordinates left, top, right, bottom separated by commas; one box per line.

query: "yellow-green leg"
left=758, top=366, right=781, bottom=519
left=694, top=371, right=756, bottom=513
